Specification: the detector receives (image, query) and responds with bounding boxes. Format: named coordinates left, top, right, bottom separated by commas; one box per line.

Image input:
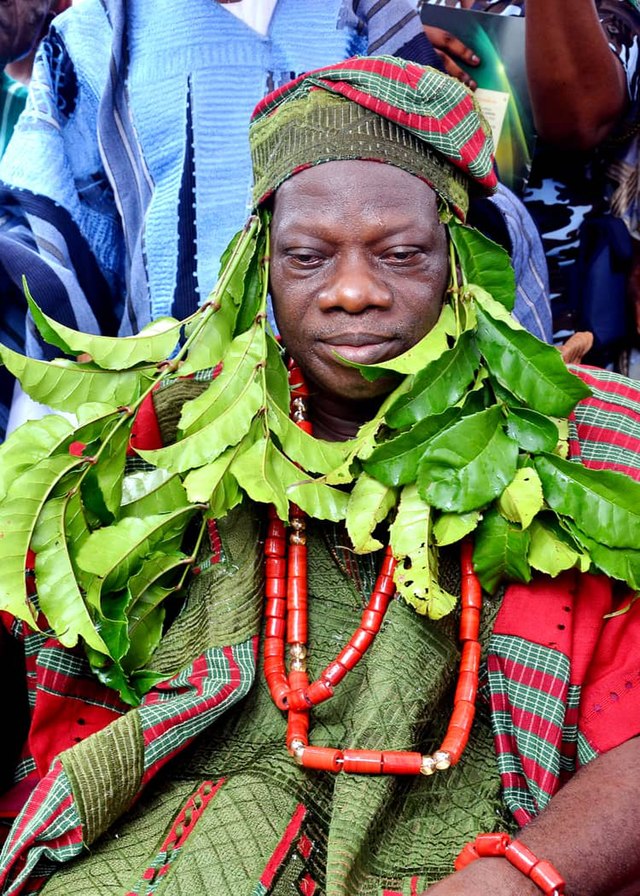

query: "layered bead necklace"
left=263, top=359, right=483, bottom=776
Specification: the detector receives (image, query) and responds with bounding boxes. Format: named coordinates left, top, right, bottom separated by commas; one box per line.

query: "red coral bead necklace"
left=263, top=358, right=483, bottom=775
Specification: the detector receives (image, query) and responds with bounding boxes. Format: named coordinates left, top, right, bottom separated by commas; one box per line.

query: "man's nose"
left=317, top=253, right=392, bottom=313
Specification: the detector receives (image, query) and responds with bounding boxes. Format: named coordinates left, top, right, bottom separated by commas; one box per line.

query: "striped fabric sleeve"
left=488, top=365, right=640, bottom=826
left=0, top=637, right=258, bottom=895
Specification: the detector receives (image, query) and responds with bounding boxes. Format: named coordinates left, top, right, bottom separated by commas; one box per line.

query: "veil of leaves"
left=1, top=209, right=638, bottom=704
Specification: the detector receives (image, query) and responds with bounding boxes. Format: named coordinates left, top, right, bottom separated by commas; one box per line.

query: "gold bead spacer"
left=420, top=755, right=436, bottom=776
left=433, top=750, right=451, bottom=771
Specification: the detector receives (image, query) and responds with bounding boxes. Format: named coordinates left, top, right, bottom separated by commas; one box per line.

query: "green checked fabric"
left=250, top=55, right=497, bottom=220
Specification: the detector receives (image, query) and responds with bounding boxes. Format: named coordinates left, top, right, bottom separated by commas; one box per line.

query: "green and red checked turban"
left=249, top=55, right=497, bottom=221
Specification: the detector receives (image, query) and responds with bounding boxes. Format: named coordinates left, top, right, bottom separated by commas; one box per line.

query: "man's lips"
left=320, top=334, right=399, bottom=365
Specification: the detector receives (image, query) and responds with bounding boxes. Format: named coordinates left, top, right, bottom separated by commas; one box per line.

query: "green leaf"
left=433, top=510, right=481, bottom=547
left=268, top=401, right=350, bottom=475
left=81, top=420, right=133, bottom=523
left=31, top=491, right=107, bottom=653
left=265, top=334, right=290, bottom=413
left=25, top=280, right=182, bottom=369
left=506, top=407, right=559, bottom=454
left=180, top=302, right=236, bottom=376
left=0, top=344, right=153, bottom=413
left=417, top=405, right=519, bottom=512
left=565, top=522, right=640, bottom=590
left=232, top=437, right=349, bottom=522
left=474, top=294, right=591, bottom=417
left=0, top=415, right=74, bottom=500
left=183, top=440, right=249, bottom=506
left=179, top=326, right=266, bottom=434
left=534, top=454, right=640, bottom=550
left=449, top=218, right=515, bottom=310
left=137, top=378, right=263, bottom=473
left=389, top=484, right=456, bottom=618
left=385, top=330, right=480, bottom=428
left=119, top=471, right=190, bottom=519
left=527, top=518, right=586, bottom=578
left=0, top=454, right=88, bottom=624
left=345, top=474, right=397, bottom=553
left=75, top=506, right=199, bottom=593
left=498, top=467, right=544, bottom=529
left=473, top=509, right=531, bottom=593
left=364, top=406, right=464, bottom=487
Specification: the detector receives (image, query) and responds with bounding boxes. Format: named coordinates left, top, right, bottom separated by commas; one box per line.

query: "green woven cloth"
left=39, top=508, right=507, bottom=896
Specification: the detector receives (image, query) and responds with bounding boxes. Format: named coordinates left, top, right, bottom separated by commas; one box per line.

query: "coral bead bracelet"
left=455, top=833, right=565, bottom=896
left=262, top=359, right=484, bottom=776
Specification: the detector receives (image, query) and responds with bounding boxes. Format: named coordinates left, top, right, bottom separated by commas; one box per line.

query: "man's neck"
left=309, top=394, right=383, bottom=442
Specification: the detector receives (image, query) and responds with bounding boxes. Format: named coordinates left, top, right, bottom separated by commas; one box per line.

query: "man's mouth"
left=321, top=334, right=399, bottom=366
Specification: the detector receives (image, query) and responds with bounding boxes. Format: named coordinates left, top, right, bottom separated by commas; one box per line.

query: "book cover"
left=420, top=5, right=536, bottom=194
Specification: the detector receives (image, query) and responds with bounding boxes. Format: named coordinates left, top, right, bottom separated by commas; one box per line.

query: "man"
left=0, top=57, right=638, bottom=895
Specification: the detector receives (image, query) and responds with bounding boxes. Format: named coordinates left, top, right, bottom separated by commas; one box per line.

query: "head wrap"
left=249, top=55, right=497, bottom=221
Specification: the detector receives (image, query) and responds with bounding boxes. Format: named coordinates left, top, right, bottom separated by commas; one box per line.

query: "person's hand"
left=422, top=26, right=480, bottom=90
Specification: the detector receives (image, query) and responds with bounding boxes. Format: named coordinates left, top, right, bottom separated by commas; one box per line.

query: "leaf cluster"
left=1, top=213, right=638, bottom=702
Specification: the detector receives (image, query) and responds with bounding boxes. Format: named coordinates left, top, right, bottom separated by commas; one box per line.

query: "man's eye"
left=287, top=251, right=323, bottom=266
left=384, top=249, right=421, bottom=263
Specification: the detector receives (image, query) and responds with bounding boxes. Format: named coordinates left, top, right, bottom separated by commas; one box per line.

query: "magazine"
left=419, top=4, right=536, bottom=194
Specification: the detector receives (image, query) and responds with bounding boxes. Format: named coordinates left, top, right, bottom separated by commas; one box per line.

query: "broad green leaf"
left=208, top=473, right=244, bottom=519
left=0, top=415, right=73, bottom=500
left=86, top=645, right=142, bottom=707
left=232, top=437, right=349, bottom=522
left=364, top=406, right=464, bottom=487
left=344, top=304, right=457, bottom=381
left=473, top=509, right=531, bottom=593
left=180, top=302, right=236, bottom=376
left=0, top=454, right=87, bottom=624
left=119, top=471, right=190, bottom=519
left=138, top=379, right=263, bottom=473
left=506, top=408, right=559, bottom=454
left=180, top=217, right=262, bottom=375
left=385, top=330, right=480, bottom=428
left=268, top=401, right=350, bottom=475
left=433, top=510, right=481, bottom=547
left=31, top=491, right=107, bottom=653
left=345, top=474, right=397, bottom=553
left=265, top=334, right=290, bottom=413
left=81, top=420, right=133, bottom=523
left=75, top=506, right=199, bottom=593
left=179, top=326, right=265, bottom=434
left=535, top=454, right=640, bottom=550
left=474, top=297, right=591, bottom=417
left=389, top=484, right=456, bottom=618
left=449, top=219, right=515, bottom=310
left=183, top=439, right=249, bottom=505
left=122, top=597, right=166, bottom=673
left=230, top=436, right=288, bottom=519
left=76, top=402, right=121, bottom=424
left=233, top=240, right=266, bottom=335
left=527, top=518, right=586, bottom=578
left=565, top=522, right=640, bottom=590
left=25, top=281, right=181, bottom=369
left=417, top=406, right=519, bottom=512
left=498, top=467, right=544, bottom=529
left=0, top=344, right=153, bottom=413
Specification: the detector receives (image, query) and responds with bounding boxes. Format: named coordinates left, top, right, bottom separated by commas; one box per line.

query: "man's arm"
left=524, top=0, right=628, bottom=150
left=426, top=736, right=640, bottom=894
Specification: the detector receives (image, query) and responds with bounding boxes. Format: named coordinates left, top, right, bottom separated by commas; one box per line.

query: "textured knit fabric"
left=250, top=55, right=497, bottom=219
left=1, top=365, right=640, bottom=895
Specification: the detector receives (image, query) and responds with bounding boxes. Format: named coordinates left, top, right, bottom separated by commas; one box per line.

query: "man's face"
left=270, top=160, right=449, bottom=404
